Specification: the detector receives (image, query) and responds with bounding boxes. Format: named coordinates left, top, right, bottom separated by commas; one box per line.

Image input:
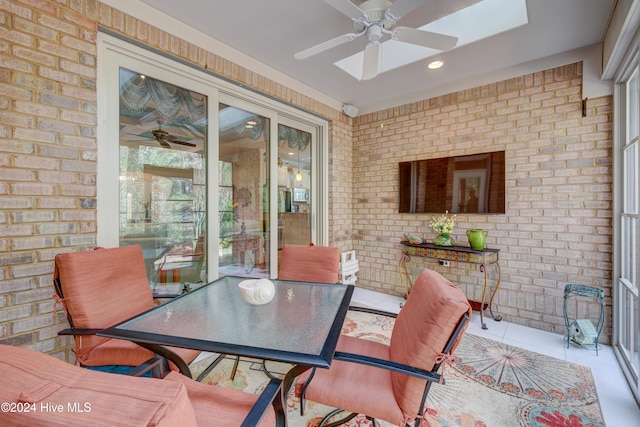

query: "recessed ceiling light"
left=428, top=60, right=444, bottom=70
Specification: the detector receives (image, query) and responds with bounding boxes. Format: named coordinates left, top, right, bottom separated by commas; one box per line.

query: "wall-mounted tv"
left=399, top=151, right=505, bottom=214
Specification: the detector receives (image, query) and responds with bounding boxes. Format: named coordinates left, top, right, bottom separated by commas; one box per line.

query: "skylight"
left=335, top=0, right=528, bottom=79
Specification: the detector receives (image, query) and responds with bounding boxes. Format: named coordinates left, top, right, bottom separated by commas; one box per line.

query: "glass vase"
left=434, top=233, right=455, bottom=247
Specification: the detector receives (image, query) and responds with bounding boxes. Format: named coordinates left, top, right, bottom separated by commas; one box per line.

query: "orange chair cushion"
left=0, top=345, right=275, bottom=427
left=278, top=244, right=341, bottom=283
left=296, top=269, right=471, bottom=426
left=54, top=245, right=199, bottom=369
left=0, top=344, right=197, bottom=427
left=82, top=337, right=200, bottom=373
left=295, top=335, right=403, bottom=424
left=165, top=371, right=276, bottom=427
left=389, top=269, right=472, bottom=423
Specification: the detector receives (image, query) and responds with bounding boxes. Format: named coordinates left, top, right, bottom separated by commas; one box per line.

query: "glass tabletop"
left=101, top=276, right=354, bottom=368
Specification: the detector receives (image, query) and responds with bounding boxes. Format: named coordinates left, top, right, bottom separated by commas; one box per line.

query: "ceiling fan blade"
left=159, top=140, right=171, bottom=148
left=323, top=0, right=365, bottom=20
left=393, top=27, right=458, bottom=51
left=168, top=139, right=197, bottom=147
left=361, top=42, right=380, bottom=81
left=295, top=32, right=361, bottom=60
left=386, top=0, right=427, bottom=19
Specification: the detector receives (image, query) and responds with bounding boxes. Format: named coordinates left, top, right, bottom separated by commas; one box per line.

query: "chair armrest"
left=240, top=377, right=283, bottom=427
left=58, top=328, right=104, bottom=336
left=333, top=351, right=442, bottom=384
left=126, top=355, right=169, bottom=378
left=347, top=305, right=398, bottom=319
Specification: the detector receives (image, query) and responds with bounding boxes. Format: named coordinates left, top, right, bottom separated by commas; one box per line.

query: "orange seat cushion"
left=0, top=344, right=275, bottom=427
left=165, top=371, right=276, bottom=427
left=82, top=337, right=200, bottom=373
left=295, top=335, right=401, bottom=423
left=0, top=344, right=197, bottom=427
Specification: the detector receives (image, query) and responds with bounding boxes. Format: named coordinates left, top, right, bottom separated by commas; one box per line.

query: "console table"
left=399, top=240, right=502, bottom=329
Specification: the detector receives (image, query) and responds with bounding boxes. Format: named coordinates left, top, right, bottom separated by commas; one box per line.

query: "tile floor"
left=351, top=287, right=640, bottom=427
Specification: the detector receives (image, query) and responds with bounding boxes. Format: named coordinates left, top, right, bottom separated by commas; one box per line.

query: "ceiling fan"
left=147, top=121, right=197, bottom=149
left=294, top=0, right=459, bottom=80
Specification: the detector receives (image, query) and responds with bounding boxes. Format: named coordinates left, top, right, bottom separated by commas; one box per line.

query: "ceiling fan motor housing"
left=353, top=0, right=394, bottom=33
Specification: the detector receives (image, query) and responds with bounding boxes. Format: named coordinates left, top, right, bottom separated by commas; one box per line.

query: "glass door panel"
left=277, top=124, right=312, bottom=255
left=118, top=68, right=207, bottom=293
left=218, top=103, right=270, bottom=277
left=617, top=66, right=640, bottom=403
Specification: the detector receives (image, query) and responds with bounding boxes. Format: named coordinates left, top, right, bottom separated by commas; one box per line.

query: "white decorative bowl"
left=238, top=278, right=276, bottom=305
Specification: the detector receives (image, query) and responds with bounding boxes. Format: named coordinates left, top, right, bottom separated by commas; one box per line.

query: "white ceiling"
left=119, top=0, right=615, bottom=116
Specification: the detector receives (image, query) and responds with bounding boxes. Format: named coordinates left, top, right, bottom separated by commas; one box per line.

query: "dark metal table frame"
left=399, top=241, right=502, bottom=329
left=99, top=275, right=354, bottom=427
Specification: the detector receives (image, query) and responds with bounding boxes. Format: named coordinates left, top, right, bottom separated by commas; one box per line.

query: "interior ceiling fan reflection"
left=295, top=0, right=459, bottom=80
left=137, top=121, right=197, bottom=149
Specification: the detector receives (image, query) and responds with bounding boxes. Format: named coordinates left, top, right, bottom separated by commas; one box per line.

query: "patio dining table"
left=99, top=275, right=354, bottom=426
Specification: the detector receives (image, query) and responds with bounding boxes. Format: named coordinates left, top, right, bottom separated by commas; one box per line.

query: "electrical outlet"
left=439, top=260, right=450, bottom=267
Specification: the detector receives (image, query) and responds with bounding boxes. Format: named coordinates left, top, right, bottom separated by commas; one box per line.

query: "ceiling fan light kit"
left=295, top=0, right=459, bottom=80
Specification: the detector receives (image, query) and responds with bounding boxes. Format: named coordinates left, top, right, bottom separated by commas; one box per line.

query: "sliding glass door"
left=118, top=69, right=208, bottom=293
left=616, top=63, right=640, bottom=403
left=277, top=122, right=314, bottom=251
left=218, top=103, right=271, bottom=277
left=216, top=101, right=319, bottom=278
left=98, top=33, right=328, bottom=286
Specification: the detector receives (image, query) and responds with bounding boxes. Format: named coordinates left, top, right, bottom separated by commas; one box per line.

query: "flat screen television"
left=399, top=151, right=505, bottom=214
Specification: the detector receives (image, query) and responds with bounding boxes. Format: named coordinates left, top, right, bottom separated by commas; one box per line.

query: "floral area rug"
left=191, top=309, right=604, bottom=427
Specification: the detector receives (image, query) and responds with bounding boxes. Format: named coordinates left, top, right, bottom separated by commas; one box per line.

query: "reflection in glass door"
left=118, top=68, right=207, bottom=293
left=277, top=124, right=313, bottom=258
left=218, top=103, right=270, bottom=277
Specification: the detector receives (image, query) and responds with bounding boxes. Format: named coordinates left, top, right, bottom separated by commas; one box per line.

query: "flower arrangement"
left=430, top=210, right=456, bottom=235
left=429, top=211, right=457, bottom=246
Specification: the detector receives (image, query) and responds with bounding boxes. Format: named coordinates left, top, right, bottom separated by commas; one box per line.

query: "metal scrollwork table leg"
left=398, top=252, right=502, bottom=329
left=479, top=262, right=502, bottom=329
left=398, top=253, right=412, bottom=299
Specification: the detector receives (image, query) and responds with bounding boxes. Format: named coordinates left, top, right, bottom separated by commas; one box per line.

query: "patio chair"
left=53, top=245, right=220, bottom=381
left=0, top=344, right=283, bottom=427
left=295, top=269, right=472, bottom=427
left=278, top=243, right=341, bottom=283
left=120, top=231, right=167, bottom=282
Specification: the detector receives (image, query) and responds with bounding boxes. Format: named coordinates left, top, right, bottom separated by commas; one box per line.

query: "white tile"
left=351, top=287, right=404, bottom=314
left=465, top=312, right=509, bottom=341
